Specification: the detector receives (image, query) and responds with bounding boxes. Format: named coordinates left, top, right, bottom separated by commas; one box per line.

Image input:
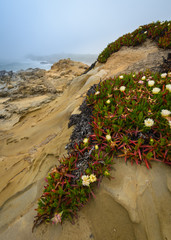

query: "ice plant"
left=83, top=138, right=89, bottom=144
left=51, top=212, right=63, bottom=224
left=106, top=134, right=111, bottom=141
left=148, top=80, right=155, bottom=87
left=166, top=84, right=171, bottom=92
left=161, top=109, right=171, bottom=117
left=81, top=175, right=90, bottom=186
left=89, top=174, right=97, bottom=183
left=161, top=73, right=167, bottom=78
left=152, top=87, right=160, bottom=94
left=98, top=21, right=171, bottom=63
left=138, top=80, right=144, bottom=84
left=34, top=36, right=171, bottom=229
left=106, top=99, right=111, bottom=104
left=120, top=86, right=126, bottom=92
left=95, top=91, right=100, bottom=95
left=119, top=75, right=123, bottom=79
left=144, top=118, right=154, bottom=127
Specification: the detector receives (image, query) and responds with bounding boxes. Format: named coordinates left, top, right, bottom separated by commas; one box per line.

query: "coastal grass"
left=98, top=20, right=171, bottom=63
left=33, top=70, right=171, bottom=229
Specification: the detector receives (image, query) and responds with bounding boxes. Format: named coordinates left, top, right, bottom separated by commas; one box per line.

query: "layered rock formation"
left=0, top=41, right=170, bottom=240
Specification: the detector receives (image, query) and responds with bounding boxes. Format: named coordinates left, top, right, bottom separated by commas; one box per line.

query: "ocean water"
left=0, top=54, right=97, bottom=72
left=0, top=59, right=52, bottom=72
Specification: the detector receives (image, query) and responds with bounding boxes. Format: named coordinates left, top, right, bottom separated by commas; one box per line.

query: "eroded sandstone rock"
left=0, top=59, right=89, bottom=130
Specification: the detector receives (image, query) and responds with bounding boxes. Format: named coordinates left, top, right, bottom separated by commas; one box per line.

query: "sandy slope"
left=0, top=40, right=170, bottom=240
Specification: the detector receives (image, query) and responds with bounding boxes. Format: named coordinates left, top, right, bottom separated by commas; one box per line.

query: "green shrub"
left=98, top=20, right=171, bottom=63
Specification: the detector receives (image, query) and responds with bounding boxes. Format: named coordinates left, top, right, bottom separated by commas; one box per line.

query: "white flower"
left=160, top=21, right=164, bottom=25
left=106, top=99, right=110, bottom=104
left=141, top=76, right=146, bottom=80
left=95, top=91, right=100, bottom=95
left=120, top=86, right=126, bottom=92
left=166, top=84, right=171, bottom=92
left=81, top=175, right=88, bottom=181
left=81, top=175, right=90, bottom=186
left=133, top=74, right=135, bottom=77
left=95, top=145, right=99, bottom=150
left=106, top=134, right=111, bottom=141
left=119, top=75, right=123, bottom=79
left=144, top=118, right=154, bottom=127
left=89, top=174, right=97, bottom=183
left=139, top=26, right=142, bottom=29
left=161, top=109, right=171, bottom=117
left=144, top=31, right=147, bottom=34
left=82, top=180, right=90, bottom=186
left=168, top=72, right=171, bottom=77
left=168, top=23, right=170, bottom=26
left=83, top=138, right=88, bottom=144
left=152, top=87, right=160, bottom=94
left=161, top=73, right=167, bottom=78
left=148, top=80, right=155, bottom=87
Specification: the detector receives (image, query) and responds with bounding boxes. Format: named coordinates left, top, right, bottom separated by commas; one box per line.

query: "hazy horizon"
left=0, top=0, right=171, bottom=61
left=0, top=52, right=98, bottom=62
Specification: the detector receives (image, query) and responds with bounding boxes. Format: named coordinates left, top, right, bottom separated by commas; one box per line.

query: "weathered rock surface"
left=99, top=39, right=171, bottom=78
left=0, top=59, right=89, bottom=130
left=0, top=41, right=170, bottom=240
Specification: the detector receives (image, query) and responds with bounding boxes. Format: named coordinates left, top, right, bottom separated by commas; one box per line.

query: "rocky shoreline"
left=0, top=59, right=89, bottom=130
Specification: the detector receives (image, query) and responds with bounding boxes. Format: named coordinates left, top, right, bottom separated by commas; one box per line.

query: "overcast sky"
left=0, top=0, right=170, bottom=60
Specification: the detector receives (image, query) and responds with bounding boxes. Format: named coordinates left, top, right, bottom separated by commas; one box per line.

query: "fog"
left=0, top=0, right=170, bottom=61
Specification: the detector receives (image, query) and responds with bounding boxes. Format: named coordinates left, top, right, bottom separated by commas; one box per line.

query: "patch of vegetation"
left=33, top=143, right=113, bottom=226
left=33, top=70, right=171, bottom=230
left=87, top=71, right=171, bottom=166
left=98, top=20, right=171, bottom=63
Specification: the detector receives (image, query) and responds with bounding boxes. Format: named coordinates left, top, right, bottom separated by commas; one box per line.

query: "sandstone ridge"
left=0, top=40, right=170, bottom=240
